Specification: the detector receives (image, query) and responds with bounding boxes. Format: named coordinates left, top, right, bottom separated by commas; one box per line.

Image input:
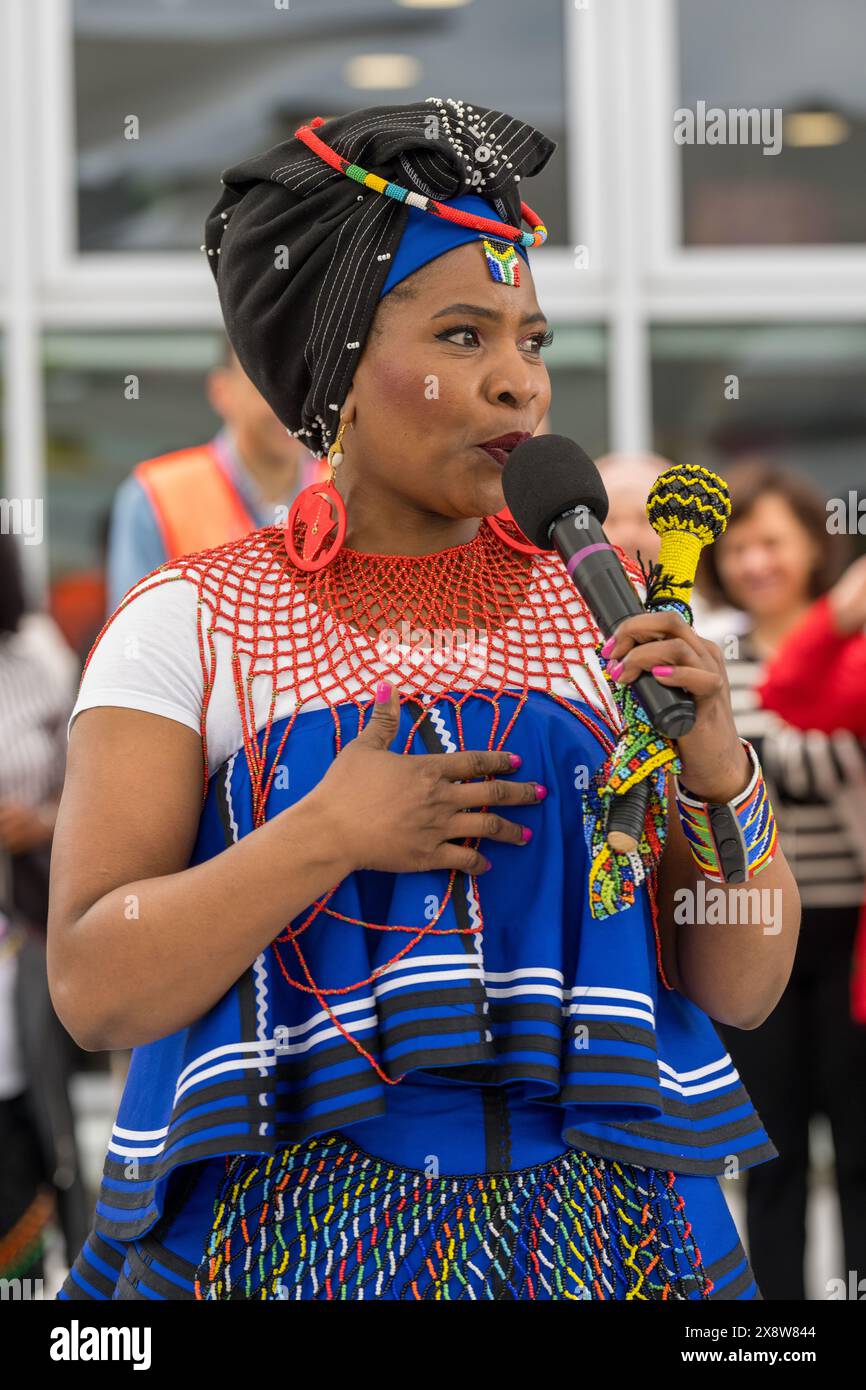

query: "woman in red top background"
left=700, top=462, right=866, bottom=1300
left=757, top=552, right=866, bottom=1022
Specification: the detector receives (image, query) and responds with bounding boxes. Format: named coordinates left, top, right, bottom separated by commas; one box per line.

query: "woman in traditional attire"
left=51, top=98, right=798, bottom=1301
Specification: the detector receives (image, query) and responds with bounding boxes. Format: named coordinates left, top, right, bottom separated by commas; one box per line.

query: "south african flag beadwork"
left=482, top=237, right=522, bottom=285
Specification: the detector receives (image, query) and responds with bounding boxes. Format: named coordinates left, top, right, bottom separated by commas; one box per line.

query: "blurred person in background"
left=0, top=534, right=88, bottom=1288
left=595, top=451, right=668, bottom=562
left=702, top=461, right=866, bottom=1301
left=595, top=450, right=747, bottom=641
left=49, top=511, right=111, bottom=669
left=756, top=550, right=866, bottom=1029
left=758, top=551, right=866, bottom=734
left=106, top=337, right=328, bottom=611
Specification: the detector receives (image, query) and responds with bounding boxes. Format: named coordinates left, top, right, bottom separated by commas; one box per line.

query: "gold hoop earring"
left=327, top=418, right=349, bottom=477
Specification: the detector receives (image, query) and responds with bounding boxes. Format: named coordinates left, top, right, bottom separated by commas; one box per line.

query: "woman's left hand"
left=601, top=610, right=751, bottom=802
left=0, top=799, right=55, bottom=853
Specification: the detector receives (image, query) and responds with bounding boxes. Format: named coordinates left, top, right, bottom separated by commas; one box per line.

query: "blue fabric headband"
left=379, top=192, right=531, bottom=298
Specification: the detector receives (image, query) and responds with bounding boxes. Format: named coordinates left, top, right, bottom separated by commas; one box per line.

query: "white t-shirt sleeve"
left=69, top=572, right=204, bottom=740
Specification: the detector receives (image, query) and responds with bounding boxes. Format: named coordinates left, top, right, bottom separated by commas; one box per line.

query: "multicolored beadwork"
left=195, top=1133, right=713, bottom=1301
left=583, top=676, right=677, bottom=921
left=676, top=739, right=779, bottom=883
left=482, top=237, right=521, bottom=285
left=295, top=117, right=548, bottom=250
left=0, top=1189, right=54, bottom=1282
left=581, top=464, right=736, bottom=918
left=582, top=595, right=693, bottom=922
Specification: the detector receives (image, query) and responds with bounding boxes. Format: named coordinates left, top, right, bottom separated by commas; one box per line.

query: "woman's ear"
left=205, top=365, right=233, bottom=419
left=340, top=385, right=358, bottom=431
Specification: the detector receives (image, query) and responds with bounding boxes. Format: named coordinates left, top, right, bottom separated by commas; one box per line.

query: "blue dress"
left=59, top=686, right=774, bottom=1301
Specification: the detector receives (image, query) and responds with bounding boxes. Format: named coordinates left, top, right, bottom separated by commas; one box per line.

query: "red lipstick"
left=476, top=431, right=532, bottom=467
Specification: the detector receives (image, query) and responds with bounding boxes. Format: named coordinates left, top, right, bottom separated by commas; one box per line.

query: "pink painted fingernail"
left=534, top=784, right=547, bottom=800
left=508, top=753, right=522, bottom=768
left=601, top=635, right=616, bottom=658
left=607, top=660, right=624, bottom=680
left=521, top=826, right=533, bottom=842
left=375, top=681, right=392, bottom=702
left=652, top=665, right=674, bottom=677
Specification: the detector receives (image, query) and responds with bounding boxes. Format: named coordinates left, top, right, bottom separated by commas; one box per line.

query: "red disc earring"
left=484, top=506, right=552, bottom=555
left=283, top=421, right=349, bottom=571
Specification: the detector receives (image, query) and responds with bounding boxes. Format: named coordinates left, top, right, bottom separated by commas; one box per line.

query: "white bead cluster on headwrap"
left=423, top=96, right=522, bottom=189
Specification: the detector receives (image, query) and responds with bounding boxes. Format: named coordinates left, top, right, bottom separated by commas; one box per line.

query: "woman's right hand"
left=828, top=554, right=866, bottom=636
left=309, top=682, right=546, bottom=877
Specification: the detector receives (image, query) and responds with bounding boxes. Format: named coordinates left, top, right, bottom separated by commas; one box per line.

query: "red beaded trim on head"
left=295, top=117, right=549, bottom=250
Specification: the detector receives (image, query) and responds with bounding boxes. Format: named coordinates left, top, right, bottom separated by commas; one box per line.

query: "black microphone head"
left=501, top=434, right=609, bottom=548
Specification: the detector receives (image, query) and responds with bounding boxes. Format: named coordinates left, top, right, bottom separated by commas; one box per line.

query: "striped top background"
left=726, top=630, right=866, bottom=910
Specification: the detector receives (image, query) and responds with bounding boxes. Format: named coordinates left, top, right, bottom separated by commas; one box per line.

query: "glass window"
left=42, top=322, right=605, bottom=575
left=40, top=321, right=603, bottom=657
left=545, top=325, right=608, bottom=460
left=73, top=0, right=569, bottom=253
left=44, top=329, right=224, bottom=586
left=651, top=324, right=866, bottom=527
left=676, top=0, right=866, bottom=245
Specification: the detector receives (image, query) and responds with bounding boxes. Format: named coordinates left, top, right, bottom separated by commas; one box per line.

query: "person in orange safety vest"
left=105, top=342, right=327, bottom=612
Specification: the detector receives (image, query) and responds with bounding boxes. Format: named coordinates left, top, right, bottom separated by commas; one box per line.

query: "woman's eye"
left=525, top=329, right=555, bottom=355
left=437, top=325, right=481, bottom=348
left=436, top=325, right=555, bottom=353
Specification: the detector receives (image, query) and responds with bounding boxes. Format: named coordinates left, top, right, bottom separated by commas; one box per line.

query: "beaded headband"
left=295, top=117, right=549, bottom=251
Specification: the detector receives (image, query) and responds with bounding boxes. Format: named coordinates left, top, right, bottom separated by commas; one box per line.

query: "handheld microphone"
left=501, top=434, right=697, bottom=739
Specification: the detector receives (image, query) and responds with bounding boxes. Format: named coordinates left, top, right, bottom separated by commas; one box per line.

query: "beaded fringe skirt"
left=194, top=1134, right=718, bottom=1301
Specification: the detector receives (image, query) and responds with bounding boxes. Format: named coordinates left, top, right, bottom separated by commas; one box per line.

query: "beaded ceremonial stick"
left=644, top=463, right=731, bottom=613
left=295, top=118, right=548, bottom=249
left=585, top=465, right=731, bottom=918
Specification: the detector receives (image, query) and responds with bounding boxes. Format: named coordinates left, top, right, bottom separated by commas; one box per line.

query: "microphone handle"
left=549, top=510, right=696, bottom=739
left=606, top=777, right=652, bottom=855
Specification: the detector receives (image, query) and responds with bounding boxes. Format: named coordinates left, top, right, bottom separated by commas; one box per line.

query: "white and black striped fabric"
left=0, top=616, right=75, bottom=811
left=0, top=616, right=75, bottom=1093
left=727, top=631, right=866, bottom=909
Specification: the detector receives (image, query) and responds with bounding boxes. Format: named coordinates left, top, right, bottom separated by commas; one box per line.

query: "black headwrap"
left=203, top=97, right=557, bottom=457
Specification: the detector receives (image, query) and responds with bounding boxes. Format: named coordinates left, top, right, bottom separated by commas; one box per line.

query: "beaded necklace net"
left=83, top=519, right=666, bottom=1086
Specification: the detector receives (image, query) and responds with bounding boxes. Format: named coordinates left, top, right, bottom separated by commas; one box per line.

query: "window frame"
left=2, top=0, right=865, bottom=602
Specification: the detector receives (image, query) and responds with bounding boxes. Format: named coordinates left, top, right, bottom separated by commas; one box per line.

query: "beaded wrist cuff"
left=674, top=738, right=778, bottom=884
